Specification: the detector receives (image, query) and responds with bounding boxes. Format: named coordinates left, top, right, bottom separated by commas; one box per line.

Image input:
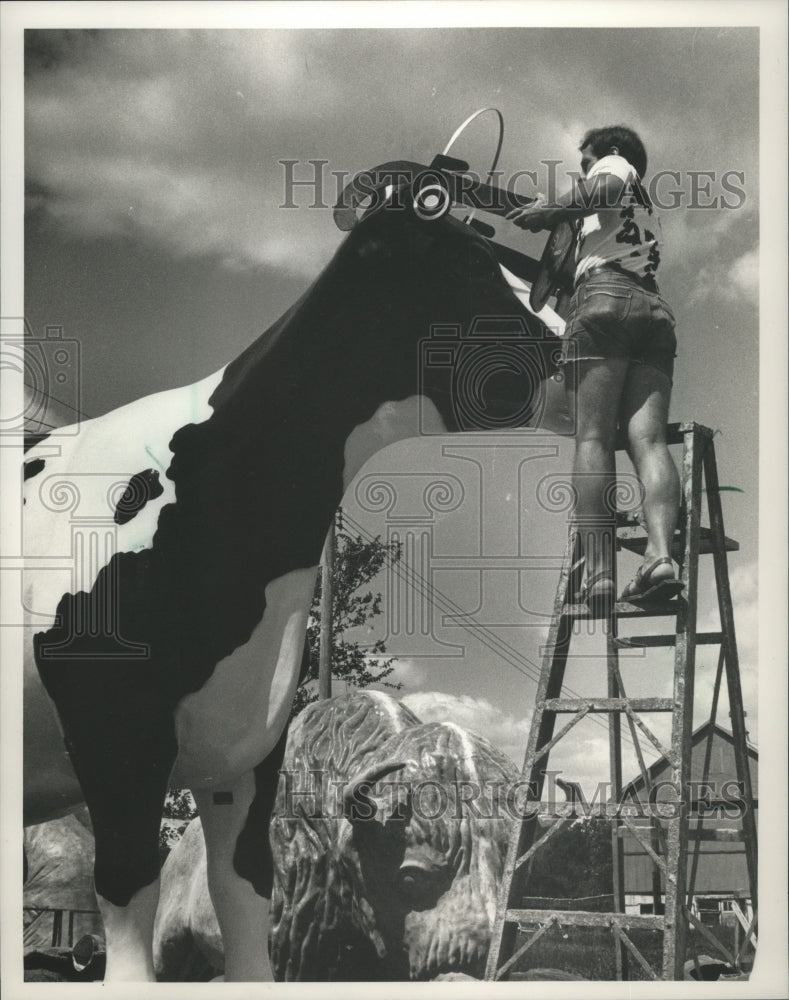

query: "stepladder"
left=485, top=422, right=758, bottom=982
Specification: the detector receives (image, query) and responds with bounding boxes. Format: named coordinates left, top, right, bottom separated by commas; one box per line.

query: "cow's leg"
left=192, top=727, right=288, bottom=982
left=54, top=700, right=177, bottom=981
left=98, top=881, right=161, bottom=981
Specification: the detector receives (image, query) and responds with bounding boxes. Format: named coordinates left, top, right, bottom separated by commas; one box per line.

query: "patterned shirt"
left=574, top=154, right=662, bottom=282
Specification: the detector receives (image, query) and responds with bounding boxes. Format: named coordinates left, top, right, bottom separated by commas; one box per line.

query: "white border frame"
left=2, top=3, right=786, bottom=999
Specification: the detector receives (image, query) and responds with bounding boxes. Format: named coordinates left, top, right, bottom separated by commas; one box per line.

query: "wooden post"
left=318, top=520, right=334, bottom=699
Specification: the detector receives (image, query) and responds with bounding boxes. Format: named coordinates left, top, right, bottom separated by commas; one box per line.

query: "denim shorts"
left=561, top=270, right=678, bottom=381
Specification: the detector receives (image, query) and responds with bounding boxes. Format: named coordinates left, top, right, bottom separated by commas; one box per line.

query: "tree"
left=160, top=526, right=401, bottom=858
left=291, top=528, right=402, bottom=716
left=159, top=788, right=197, bottom=865
left=524, top=818, right=614, bottom=909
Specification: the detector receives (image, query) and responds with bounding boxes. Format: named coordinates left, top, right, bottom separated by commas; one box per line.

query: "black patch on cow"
left=232, top=726, right=289, bottom=898
left=24, top=432, right=50, bottom=453
left=34, top=185, right=559, bottom=908
left=113, top=468, right=164, bottom=525
left=213, top=791, right=233, bottom=805
left=24, top=458, right=46, bottom=481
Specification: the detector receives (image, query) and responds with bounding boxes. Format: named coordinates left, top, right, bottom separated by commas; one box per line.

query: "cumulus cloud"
left=24, top=31, right=364, bottom=275
left=687, top=244, right=759, bottom=307
left=727, top=247, right=759, bottom=301
left=399, top=690, right=659, bottom=795
left=401, top=690, right=530, bottom=766
left=385, top=657, right=430, bottom=690
left=24, top=27, right=759, bottom=299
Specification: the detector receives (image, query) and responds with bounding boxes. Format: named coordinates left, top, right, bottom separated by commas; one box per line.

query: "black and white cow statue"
left=154, top=691, right=520, bottom=981
left=23, top=160, right=566, bottom=981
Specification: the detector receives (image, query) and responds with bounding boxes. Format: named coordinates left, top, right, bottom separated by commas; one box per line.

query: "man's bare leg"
left=570, top=358, right=630, bottom=583
left=620, top=362, right=679, bottom=578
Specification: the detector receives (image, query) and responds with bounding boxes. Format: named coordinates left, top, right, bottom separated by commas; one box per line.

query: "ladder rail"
left=484, top=528, right=581, bottom=979
left=661, top=423, right=707, bottom=978
left=702, top=441, right=758, bottom=914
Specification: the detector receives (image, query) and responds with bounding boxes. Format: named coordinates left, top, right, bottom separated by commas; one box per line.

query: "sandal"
left=578, top=570, right=616, bottom=618
left=620, top=556, right=684, bottom=605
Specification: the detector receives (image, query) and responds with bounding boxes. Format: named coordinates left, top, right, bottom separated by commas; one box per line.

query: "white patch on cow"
left=97, top=880, right=160, bottom=981
left=22, top=367, right=225, bottom=823
left=342, top=396, right=447, bottom=489
left=171, top=567, right=317, bottom=789
left=23, top=367, right=226, bottom=632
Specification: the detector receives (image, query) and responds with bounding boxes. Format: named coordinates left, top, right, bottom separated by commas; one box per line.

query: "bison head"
left=269, top=692, right=517, bottom=981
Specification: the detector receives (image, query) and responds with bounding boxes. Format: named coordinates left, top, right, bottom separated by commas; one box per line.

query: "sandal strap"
left=638, top=556, right=674, bottom=587
left=585, top=570, right=614, bottom=590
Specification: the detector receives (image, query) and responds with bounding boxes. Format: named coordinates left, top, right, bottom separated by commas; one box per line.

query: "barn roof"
left=623, top=721, right=758, bottom=800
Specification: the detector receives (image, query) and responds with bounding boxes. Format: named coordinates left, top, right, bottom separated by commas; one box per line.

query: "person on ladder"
left=508, top=124, right=684, bottom=616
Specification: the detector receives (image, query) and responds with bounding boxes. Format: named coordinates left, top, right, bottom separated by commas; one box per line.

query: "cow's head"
left=326, top=160, right=562, bottom=435
left=214, top=160, right=562, bottom=443
left=337, top=722, right=516, bottom=980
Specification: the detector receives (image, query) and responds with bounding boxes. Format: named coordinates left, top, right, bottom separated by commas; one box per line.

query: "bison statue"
left=154, top=691, right=520, bottom=980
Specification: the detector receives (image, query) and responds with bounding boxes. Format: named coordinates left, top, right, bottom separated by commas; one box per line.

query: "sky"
left=6, top=8, right=784, bottom=800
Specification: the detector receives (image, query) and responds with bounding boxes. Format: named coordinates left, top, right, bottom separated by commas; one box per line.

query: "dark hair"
left=579, top=125, right=647, bottom=178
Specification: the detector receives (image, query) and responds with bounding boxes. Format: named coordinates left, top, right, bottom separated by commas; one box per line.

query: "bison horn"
left=343, top=759, right=407, bottom=823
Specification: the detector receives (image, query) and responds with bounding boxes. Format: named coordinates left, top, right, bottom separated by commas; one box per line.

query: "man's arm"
left=507, top=171, right=627, bottom=232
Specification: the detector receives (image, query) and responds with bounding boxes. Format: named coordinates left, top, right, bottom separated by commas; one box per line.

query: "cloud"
left=727, top=247, right=759, bottom=301
left=25, top=27, right=759, bottom=295
left=401, top=690, right=531, bottom=766
left=399, top=691, right=658, bottom=797
left=385, top=657, right=430, bottom=690
left=24, top=31, right=357, bottom=275
left=687, top=243, right=759, bottom=307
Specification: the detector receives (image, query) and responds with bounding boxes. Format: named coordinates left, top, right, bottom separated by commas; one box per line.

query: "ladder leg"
left=607, top=628, right=628, bottom=980
left=485, top=529, right=581, bottom=980
left=702, top=443, right=758, bottom=914
left=662, top=425, right=705, bottom=979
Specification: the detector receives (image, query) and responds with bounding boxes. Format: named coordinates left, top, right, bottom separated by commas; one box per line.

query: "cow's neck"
left=166, top=265, right=442, bottom=577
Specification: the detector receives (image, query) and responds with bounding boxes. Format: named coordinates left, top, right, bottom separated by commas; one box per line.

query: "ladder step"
left=505, top=909, right=664, bottom=931
left=616, top=525, right=739, bottom=557
left=564, top=601, right=682, bottom=619
left=615, top=632, right=724, bottom=648
left=541, top=697, right=673, bottom=713
left=618, top=826, right=746, bottom=843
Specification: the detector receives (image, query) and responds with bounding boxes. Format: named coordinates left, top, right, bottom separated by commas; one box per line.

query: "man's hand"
left=506, top=193, right=554, bottom=231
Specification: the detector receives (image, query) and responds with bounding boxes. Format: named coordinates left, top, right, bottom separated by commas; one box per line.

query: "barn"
left=620, top=721, right=758, bottom=938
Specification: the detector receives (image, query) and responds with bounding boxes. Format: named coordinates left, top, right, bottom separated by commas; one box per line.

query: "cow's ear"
left=334, top=161, right=427, bottom=231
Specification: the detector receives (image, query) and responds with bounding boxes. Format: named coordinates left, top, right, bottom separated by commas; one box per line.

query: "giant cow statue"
left=154, top=691, right=520, bottom=981
left=23, top=159, right=565, bottom=981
